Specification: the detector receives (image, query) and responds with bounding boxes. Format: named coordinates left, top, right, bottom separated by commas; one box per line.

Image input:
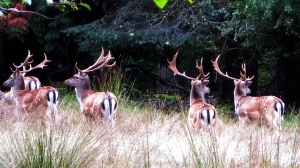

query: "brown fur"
left=64, top=50, right=118, bottom=126
left=212, top=55, right=285, bottom=134
left=3, top=70, right=58, bottom=120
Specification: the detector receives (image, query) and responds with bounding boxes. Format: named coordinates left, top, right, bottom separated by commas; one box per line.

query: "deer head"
left=3, top=69, right=24, bottom=89
left=64, top=47, right=118, bottom=126
left=2, top=52, right=58, bottom=121
left=167, top=51, right=218, bottom=132
left=65, top=47, right=116, bottom=89
left=212, top=54, right=284, bottom=134
left=167, top=51, right=211, bottom=105
left=4, top=52, right=50, bottom=90
left=212, top=55, right=254, bottom=97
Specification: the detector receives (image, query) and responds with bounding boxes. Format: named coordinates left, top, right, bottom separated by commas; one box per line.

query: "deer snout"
left=64, top=80, right=70, bottom=85
left=3, top=80, right=11, bottom=87
left=247, top=88, right=251, bottom=94
left=205, top=87, right=210, bottom=93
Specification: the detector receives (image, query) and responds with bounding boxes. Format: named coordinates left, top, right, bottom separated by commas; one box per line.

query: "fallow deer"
left=16, top=50, right=42, bottom=90
left=167, top=51, right=218, bottom=132
left=212, top=55, right=285, bottom=133
left=3, top=53, right=59, bottom=120
left=64, top=47, right=118, bottom=126
left=1, top=50, right=42, bottom=104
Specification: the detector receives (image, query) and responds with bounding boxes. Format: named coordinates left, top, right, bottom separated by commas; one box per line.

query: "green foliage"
left=155, top=94, right=179, bottom=101
left=218, top=0, right=300, bottom=44
left=0, top=126, right=99, bottom=167
left=80, top=3, right=91, bottom=11
left=153, top=0, right=168, bottom=9
left=92, top=66, right=124, bottom=98
left=211, top=0, right=300, bottom=101
left=62, top=0, right=216, bottom=56
left=153, top=0, right=193, bottom=9
left=44, top=16, right=73, bottom=52
left=0, top=0, right=10, bottom=7
left=282, top=104, right=300, bottom=127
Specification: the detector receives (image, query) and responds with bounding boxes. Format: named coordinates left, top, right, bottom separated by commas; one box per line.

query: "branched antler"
left=212, top=55, right=254, bottom=81
left=167, top=51, right=196, bottom=80
left=75, top=48, right=116, bottom=73
left=12, top=51, right=50, bottom=75
left=20, top=53, right=51, bottom=73
left=13, top=50, right=34, bottom=70
left=195, top=57, right=210, bottom=80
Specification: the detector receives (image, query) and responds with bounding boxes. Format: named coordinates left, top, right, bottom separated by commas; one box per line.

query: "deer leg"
left=265, top=114, right=281, bottom=136
left=16, top=105, right=27, bottom=120
left=238, top=116, right=247, bottom=127
left=237, top=110, right=248, bottom=127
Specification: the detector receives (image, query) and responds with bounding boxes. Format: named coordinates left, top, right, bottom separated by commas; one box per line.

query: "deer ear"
left=202, top=79, right=209, bottom=86
left=79, top=71, right=88, bottom=78
left=15, top=69, right=21, bottom=77
left=245, top=80, right=252, bottom=86
left=191, top=80, right=195, bottom=85
left=234, top=80, right=239, bottom=85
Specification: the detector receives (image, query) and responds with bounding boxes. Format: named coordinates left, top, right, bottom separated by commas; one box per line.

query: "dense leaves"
left=0, top=0, right=300, bottom=107
left=215, top=0, right=300, bottom=104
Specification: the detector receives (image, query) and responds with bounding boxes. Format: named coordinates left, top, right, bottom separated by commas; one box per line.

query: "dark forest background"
left=0, top=0, right=299, bottom=112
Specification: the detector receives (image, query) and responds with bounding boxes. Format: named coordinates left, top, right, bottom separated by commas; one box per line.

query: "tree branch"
left=0, top=7, right=76, bottom=20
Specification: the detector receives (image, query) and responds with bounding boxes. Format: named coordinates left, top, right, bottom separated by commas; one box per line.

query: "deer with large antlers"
left=167, top=51, right=218, bottom=133
left=1, top=51, right=42, bottom=104
left=18, top=50, right=42, bottom=91
left=64, top=47, right=118, bottom=126
left=3, top=52, right=59, bottom=120
left=212, top=55, right=285, bottom=133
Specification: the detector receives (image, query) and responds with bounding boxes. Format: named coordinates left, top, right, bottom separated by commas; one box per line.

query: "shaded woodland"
left=0, top=0, right=299, bottom=111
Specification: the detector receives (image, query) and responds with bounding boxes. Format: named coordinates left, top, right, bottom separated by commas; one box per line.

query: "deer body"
left=65, top=48, right=118, bottom=126
left=188, top=80, right=217, bottom=132
left=212, top=55, right=285, bottom=133
left=1, top=51, right=42, bottom=104
left=167, top=51, right=218, bottom=133
left=3, top=70, right=59, bottom=119
left=24, top=76, right=41, bottom=90
left=233, top=80, right=284, bottom=130
left=3, top=76, right=41, bottom=103
left=73, top=85, right=118, bottom=124
left=3, top=51, right=59, bottom=120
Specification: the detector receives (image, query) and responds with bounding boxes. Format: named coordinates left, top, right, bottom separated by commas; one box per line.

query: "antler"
left=240, top=63, right=254, bottom=80
left=75, top=49, right=116, bottom=73
left=167, top=51, right=195, bottom=80
left=13, top=50, right=34, bottom=70
left=211, top=54, right=239, bottom=81
left=20, top=53, right=51, bottom=73
left=195, top=57, right=210, bottom=80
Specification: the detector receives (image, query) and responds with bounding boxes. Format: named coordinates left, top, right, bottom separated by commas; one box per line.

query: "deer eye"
left=74, top=76, right=79, bottom=80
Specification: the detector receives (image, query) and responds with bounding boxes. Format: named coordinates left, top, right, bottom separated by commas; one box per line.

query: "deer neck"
left=190, top=85, right=205, bottom=106
left=11, top=76, right=25, bottom=93
left=74, top=83, right=91, bottom=101
left=233, top=84, right=247, bottom=107
left=74, top=82, right=92, bottom=112
left=10, top=76, right=25, bottom=104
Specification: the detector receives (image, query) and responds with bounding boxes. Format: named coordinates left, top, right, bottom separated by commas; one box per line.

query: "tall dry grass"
left=0, top=95, right=299, bottom=168
left=0, top=68, right=299, bottom=167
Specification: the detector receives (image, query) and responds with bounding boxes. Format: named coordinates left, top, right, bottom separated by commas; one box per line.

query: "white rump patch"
left=46, top=90, right=59, bottom=121
left=200, top=109, right=215, bottom=129
left=275, top=102, right=284, bottom=122
left=102, top=98, right=117, bottom=126
left=36, top=81, right=41, bottom=89
left=102, top=99, right=110, bottom=119
left=30, top=81, right=37, bottom=90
